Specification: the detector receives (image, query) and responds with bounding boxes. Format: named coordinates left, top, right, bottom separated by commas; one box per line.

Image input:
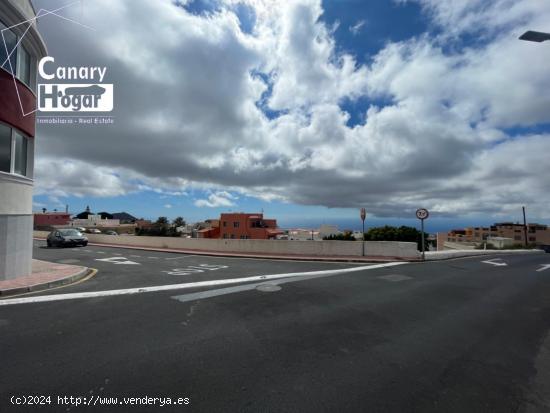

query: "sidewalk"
left=0, top=260, right=91, bottom=298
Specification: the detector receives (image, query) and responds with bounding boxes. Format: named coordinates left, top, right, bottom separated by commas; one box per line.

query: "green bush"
left=364, top=225, right=428, bottom=251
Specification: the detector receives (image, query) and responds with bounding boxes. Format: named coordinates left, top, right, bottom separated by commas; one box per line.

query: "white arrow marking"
left=536, top=264, right=550, bottom=272
left=482, top=258, right=508, bottom=267
left=95, top=256, right=140, bottom=265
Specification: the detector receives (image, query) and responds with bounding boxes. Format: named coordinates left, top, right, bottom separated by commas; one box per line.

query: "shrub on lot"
left=364, top=225, right=428, bottom=251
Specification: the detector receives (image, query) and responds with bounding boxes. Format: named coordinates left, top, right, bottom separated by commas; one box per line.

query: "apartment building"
left=198, top=213, right=282, bottom=239
left=437, top=222, right=550, bottom=250
left=33, top=212, right=71, bottom=229
left=0, top=0, right=47, bottom=280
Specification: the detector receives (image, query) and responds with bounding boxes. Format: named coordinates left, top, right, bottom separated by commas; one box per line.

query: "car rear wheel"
left=82, top=242, right=88, bottom=247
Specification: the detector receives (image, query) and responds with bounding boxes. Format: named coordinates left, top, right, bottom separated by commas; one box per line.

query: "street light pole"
left=519, top=31, right=550, bottom=42
left=360, top=208, right=366, bottom=257
left=521, top=207, right=527, bottom=246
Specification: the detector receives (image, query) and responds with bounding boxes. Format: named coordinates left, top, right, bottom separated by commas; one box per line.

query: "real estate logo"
left=37, top=56, right=113, bottom=112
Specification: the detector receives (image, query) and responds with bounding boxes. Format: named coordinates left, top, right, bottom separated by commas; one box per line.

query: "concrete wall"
left=0, top=173, right=33, bottom=215
left=33, top=231, right=420, bottom=259
left=1, top=215, right=32, bottom=280
left=0, top=174, right=33, bottom=280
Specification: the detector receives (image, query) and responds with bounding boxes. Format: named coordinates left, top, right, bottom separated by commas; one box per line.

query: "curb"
left=34, top=238, right=420, bottom=263
left=424, top=250, right=545, bottom=261
left=0, top=267, right=94, bottom=298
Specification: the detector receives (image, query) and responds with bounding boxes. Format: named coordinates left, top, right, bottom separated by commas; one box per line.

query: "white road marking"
left=96, top=251, right=106, bottom=254
left=147, top=257, right=159, bottom=259
left=482, top=258, right=507, bottom=267
left=162, top=264, right=228, bottom=275
left=95, top=257, right=140, bottom=265
left=130, top=255, right=141, bottom=258
left=536, top=264, right=550, bottom=272
left=165, top=255, right=197, bottom=260
left=0, top=262, right=407, bottom=306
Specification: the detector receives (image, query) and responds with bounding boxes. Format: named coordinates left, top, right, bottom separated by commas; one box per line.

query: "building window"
left=223, top=221, right=227, bottom=227
left=230, top=234, right=235, bottom=239
left=233, top=222, right=239, bottom=228
left=0, top=20, right=34, bottom=89
left=0, top=20, right=17, bottom=76
left=13, top=131, right=27, bottom=176
left=0, top=123, right=11, bottom=173
left=17, top=46, right=32, bottom=88
left=0, top=123, right=31, bottom=177
left=514, top=236, right=521, bottom=240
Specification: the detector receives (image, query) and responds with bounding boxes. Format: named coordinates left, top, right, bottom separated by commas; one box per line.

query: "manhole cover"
left=378, top=274, right=412, bottom=282
left=256, top=283, right=282, bottom=292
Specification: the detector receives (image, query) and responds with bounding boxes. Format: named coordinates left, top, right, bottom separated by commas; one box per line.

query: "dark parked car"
left=103, top=230, right=118, bottom=235
left=47, top=229, right=88, bottom=247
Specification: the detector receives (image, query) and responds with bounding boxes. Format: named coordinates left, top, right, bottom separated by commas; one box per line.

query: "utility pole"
left=521, top=207, right=527, bottom=246
left=360, top=208, right=366, bottom=256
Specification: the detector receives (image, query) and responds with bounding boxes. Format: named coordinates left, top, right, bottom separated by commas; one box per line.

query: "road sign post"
left=360, top=208, right=366, bottom=257
left=416, top=208, right=429, bottom=261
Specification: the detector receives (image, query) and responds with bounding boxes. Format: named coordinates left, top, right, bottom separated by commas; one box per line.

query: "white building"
left=71, top=215, right=120, bottom=227
left=0, top=0, right=47, bottom=280
left=319, top=224, right=339, bottom=238
left=287, top=229, right=321, bottom=241
left=487, top=236, right=514, bottom=249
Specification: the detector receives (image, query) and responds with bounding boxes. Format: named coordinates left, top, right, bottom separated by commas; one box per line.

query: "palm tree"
left=156, top=216, right=169, bottom=226
left=173, top=217, right=185, bottom=228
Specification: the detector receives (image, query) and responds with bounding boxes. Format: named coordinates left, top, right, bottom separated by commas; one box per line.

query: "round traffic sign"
left=416, top=208, right=429, bottom=220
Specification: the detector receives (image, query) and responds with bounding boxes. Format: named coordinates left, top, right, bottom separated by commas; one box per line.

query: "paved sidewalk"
left=0, top=260, right=91, bottom=297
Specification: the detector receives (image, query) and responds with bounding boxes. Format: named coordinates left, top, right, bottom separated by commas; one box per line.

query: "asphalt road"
left=1, top=243, right=550, bottom=412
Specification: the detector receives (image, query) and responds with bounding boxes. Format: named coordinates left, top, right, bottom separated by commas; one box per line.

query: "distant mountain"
left=112, top=212, right=137, bottom=223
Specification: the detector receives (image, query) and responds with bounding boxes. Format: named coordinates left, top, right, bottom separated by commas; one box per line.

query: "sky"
left=30, top=0, right=550, bottom=231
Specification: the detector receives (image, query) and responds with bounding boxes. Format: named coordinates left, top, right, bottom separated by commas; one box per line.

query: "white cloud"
left=164, top=204, right=173, bottom=209
left=32, top=0, right=550, bottom=218
left=194, top=191, right=238, bottom=208
left=349, top=20, right=366, bottom=35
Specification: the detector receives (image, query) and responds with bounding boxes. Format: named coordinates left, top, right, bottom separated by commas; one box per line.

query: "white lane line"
left=165, top=255, right=197, bottom=260
left=130, top=255, right=142, bottom=258
left=0, top=262, right=407, bottom=306
left=172, top=270, right=358, bottom=303
left=148, top=257, right=159, bottom=259
left=537, top=264, right=550, bottom=272
left=96, top=251, right=106, bottom=254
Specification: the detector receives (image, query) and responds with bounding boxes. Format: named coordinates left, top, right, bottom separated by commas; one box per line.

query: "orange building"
left=33, top=212, right=71, bottom=229
left=437, top=222, right=550, bottom=250
left=198, top=213, right=282, bottom=239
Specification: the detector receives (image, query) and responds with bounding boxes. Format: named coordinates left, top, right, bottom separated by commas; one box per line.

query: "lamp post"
left=519, top=31, right=550, bottom=42
left=360, top=208, right=366, bottom=257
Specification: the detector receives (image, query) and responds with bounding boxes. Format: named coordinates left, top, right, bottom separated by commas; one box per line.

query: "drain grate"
left=377, top=274, right=412, bottom=282
left=256, top=283, right=282, bottom=292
